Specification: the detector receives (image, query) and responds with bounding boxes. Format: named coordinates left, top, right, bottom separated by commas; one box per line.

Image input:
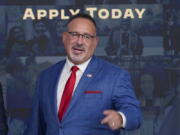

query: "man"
left=159, top=78, right=180, bottom=135
left=5, top=26, right=28, bottom=57
left=30, top=19, right=53, bottom=56
left=105, top=19, right=143, bottom=57
left=25, top=13, right=141, bottom=135
left=0, top=82, right=8, bottom=135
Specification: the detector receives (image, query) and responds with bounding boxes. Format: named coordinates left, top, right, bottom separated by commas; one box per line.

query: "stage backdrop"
left=0, top=1, right=180, bottom=135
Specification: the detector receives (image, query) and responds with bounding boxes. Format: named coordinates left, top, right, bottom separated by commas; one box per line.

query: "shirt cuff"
left=118, top=111, right=126, bottom=128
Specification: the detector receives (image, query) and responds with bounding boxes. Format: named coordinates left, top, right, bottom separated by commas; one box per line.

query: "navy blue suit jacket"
left=25, top=56, right=141, bottom=135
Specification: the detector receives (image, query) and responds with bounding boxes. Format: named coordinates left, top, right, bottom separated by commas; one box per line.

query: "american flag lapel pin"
left=87, top=74, right=92, bottom=78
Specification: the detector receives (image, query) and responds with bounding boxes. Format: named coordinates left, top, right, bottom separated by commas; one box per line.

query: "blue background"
left=0, top=1, right=180, bottom=135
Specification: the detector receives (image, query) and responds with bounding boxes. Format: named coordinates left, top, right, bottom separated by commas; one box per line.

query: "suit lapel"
left=48, top=60, right=66, bottom=123
left=63, top=56, right=102, bottom=120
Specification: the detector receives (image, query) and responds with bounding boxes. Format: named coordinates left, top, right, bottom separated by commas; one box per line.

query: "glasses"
left=67, top=31, right=96, bottom=40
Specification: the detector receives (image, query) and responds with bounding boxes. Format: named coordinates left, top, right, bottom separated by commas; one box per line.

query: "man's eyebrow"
left=83, top=32, right=95, bottom=35
left=68, top=31, right=95, bottom=35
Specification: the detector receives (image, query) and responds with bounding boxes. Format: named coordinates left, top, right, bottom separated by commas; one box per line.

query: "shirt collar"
left=65, top=57, right=92, bottom=73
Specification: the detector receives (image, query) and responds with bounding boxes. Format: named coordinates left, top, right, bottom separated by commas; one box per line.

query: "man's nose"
left=77, top=35, right=84, bottom=44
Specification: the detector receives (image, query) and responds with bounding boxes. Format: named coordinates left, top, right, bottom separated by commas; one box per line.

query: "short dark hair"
left=67, top=13, right=97, bottom=28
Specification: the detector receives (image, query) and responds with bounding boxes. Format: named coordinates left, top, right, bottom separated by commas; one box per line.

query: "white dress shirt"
left=57, top=57, right=91, bottom=109
left=56, top=57, right=126, bottom=127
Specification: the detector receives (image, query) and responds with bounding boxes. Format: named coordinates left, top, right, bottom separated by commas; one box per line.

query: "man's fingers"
left=101, top=110, right=116, bottom=125
left=101, top=114, right=112, bottom=124
left=103, top=110, right=113, bottom=115
left=101, top=110, right=123, bottom=130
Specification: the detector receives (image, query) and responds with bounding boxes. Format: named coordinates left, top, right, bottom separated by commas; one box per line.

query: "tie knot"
left=71, top=66, right=79, bottom=72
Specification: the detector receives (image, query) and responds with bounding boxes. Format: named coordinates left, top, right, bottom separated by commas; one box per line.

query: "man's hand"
left=101, top=110, right=123, bottom=130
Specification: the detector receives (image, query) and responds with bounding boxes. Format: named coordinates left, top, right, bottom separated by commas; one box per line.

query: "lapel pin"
left=87, top=74, right=92, bottom=78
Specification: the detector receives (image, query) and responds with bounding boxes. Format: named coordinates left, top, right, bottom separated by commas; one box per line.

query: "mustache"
left=72, top=44, right=85, bottom=50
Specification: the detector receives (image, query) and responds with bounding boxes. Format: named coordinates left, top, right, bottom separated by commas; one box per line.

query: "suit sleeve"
left=24, top=75, right=46, bottom=135
left=112, top=70, right=142, bottom=130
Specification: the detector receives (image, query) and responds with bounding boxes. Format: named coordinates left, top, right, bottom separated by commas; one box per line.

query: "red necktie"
left=58, top=66, right=79, bottom=121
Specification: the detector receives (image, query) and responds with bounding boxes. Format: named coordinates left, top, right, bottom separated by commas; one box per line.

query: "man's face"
left=34, top=22, right=47, bottom=35
left=13, top=27, right=25, bottom=42
left=62, top=18, right=98, bottom=65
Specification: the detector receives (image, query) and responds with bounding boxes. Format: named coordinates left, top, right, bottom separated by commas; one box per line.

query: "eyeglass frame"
left=67, top=31, right=96, bottom=40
